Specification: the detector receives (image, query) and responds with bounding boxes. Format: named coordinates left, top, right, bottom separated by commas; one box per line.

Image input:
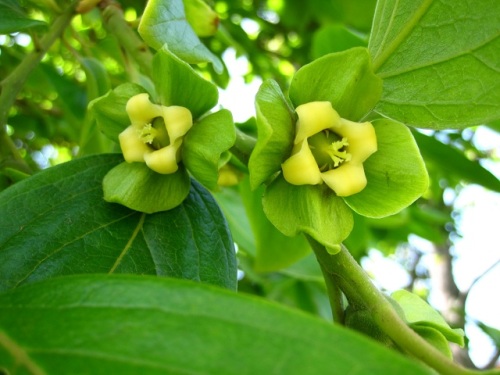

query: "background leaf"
left=311, top=24, right=366, bottom=59
left=0, top=275, right=434, bottom=375
left=413, top=130, right=500, bottom=192
left=138, top=0, right=223, bottom=73
left=477, top=321, right=500, bottom=348
left=369, top=0, right=500, bottom=129
left=0, top=0, right=46, bottom=33
left=0, top=154, right=237, bottom=291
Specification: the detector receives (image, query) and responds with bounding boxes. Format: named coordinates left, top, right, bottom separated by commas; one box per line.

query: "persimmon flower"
left=281, top=101, right=377, bottom=196
left=119, top=93, right=193, bottom=174
left=91, top=48, right=235, bottom=213
left=248, top=48, right=429, bottom=252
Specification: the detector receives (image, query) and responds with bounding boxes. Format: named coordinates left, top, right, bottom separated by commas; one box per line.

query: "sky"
left=218, top=49, right=500, bottom=368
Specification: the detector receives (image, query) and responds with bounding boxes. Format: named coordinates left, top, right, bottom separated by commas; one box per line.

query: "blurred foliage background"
left=1, top=0, right=499, bottom=369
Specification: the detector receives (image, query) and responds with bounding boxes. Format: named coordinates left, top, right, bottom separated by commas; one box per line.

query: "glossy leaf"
left=289, top=47, right=383, bottom=121
left=413, top=131, right=500, bottom=192
left=153, top=48, right=219, bottom=119
left=344, top=119, right=429, bottom=218
left=370, top=0, right=500, bottom=128
left=263, top=175, right=353, bottom=252
left=0, top=154, right=237, bottom=291
left=183, top=109, right=235, bottom=190
left=0, top=275, right=434, bottom=375
left=249, top=79, right=296, bottom=189
left=138, top=0, right=223, bottom=73
left=240, top=178, right=310, bottom=272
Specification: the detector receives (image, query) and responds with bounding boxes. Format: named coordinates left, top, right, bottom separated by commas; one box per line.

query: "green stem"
left=317, top=259, right=345, bottom=324
left=101, top=1, right=153, bottom=78
left=0, top=1, right=78, bottom=172
left=230, top=127, right=256, bottom=166
left=309, top=239, right=489, bottom=375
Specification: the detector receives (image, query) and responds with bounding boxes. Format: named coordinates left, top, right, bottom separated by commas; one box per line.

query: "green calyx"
left=89, top=48, right=235, bottom=214
left=250, top=47, right=429, bottom=252
left=308, top=130, right=351, bottom=171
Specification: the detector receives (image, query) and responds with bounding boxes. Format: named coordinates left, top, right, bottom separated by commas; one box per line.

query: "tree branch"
left=309, top=238, right=495, bottom=375
left=0, top=1, right=79, bottom=172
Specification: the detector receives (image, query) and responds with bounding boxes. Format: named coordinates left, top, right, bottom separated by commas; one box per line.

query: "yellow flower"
left=118, top=93, right=193, bottom=174
left=281, top=101, right=377, bottom=196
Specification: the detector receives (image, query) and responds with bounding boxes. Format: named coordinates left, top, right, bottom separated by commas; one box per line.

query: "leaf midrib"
left=372, top=0, right=434, bottom=72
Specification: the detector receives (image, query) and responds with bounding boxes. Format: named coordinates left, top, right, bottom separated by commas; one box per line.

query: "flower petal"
left=118, top=125, right=151, bottom=162
left=144, top=143, right=180, bottom=174
left=126, top=93, right=163, bottom=125
left=282, top=139, right=322, bottom=185
left=335, top=119, right=377, bottom=163
left=161, top=106, right=193, bottom=144
left=321, top=163, right=367, bottom=197
left=294, top=101, right=341, bottom=144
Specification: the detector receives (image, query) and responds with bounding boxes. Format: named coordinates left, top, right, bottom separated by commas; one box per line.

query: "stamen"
left=325, top=137, right=351, bottom=168
left=139, top=123, right=158, bottom=144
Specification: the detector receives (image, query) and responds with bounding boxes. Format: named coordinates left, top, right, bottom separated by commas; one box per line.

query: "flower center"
left=138, top=117, right=170, bottom=150
left=308, top=130, right=352, bottom=171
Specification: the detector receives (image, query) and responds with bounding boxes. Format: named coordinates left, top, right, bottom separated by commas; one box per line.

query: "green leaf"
left=103, top=162, right=191, bottom=214
left=412, top=131, right=500, bottom=192
left=331, top=0, right=377, bottom=32
left=263, top=175, right=353, bottom=252
left=311, top=24, right=366, bottom=59
left=0, top=154, right=237, bottom=291
left=369, top=0, right=500, bottom=129
left=182, top=110, right=235, bottom=189
left=0, top=0, right=46, bottom=33
left=90, top=83, right=148, bottom=142
left=80, top=57, right=111, bottom=101
left=412, top=325, right=453, bottom=359
left=240, top=178, right=310, bottom=272
left=249, top=79, right=296, bottom=189
left=289, top=47, right=383, bottom=121
left=344, top=119, right=429, bottom=218
left=213, top=186, right=256, bottom=256
left=0, top=275, right=434, bottom=375
left=138, top=0, right=223, bottom=73
left=477, top=321, right=500, bottom=348
left=153, top=48, right=219, bottom=119
left=391, top=290, right=464, bottom=346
